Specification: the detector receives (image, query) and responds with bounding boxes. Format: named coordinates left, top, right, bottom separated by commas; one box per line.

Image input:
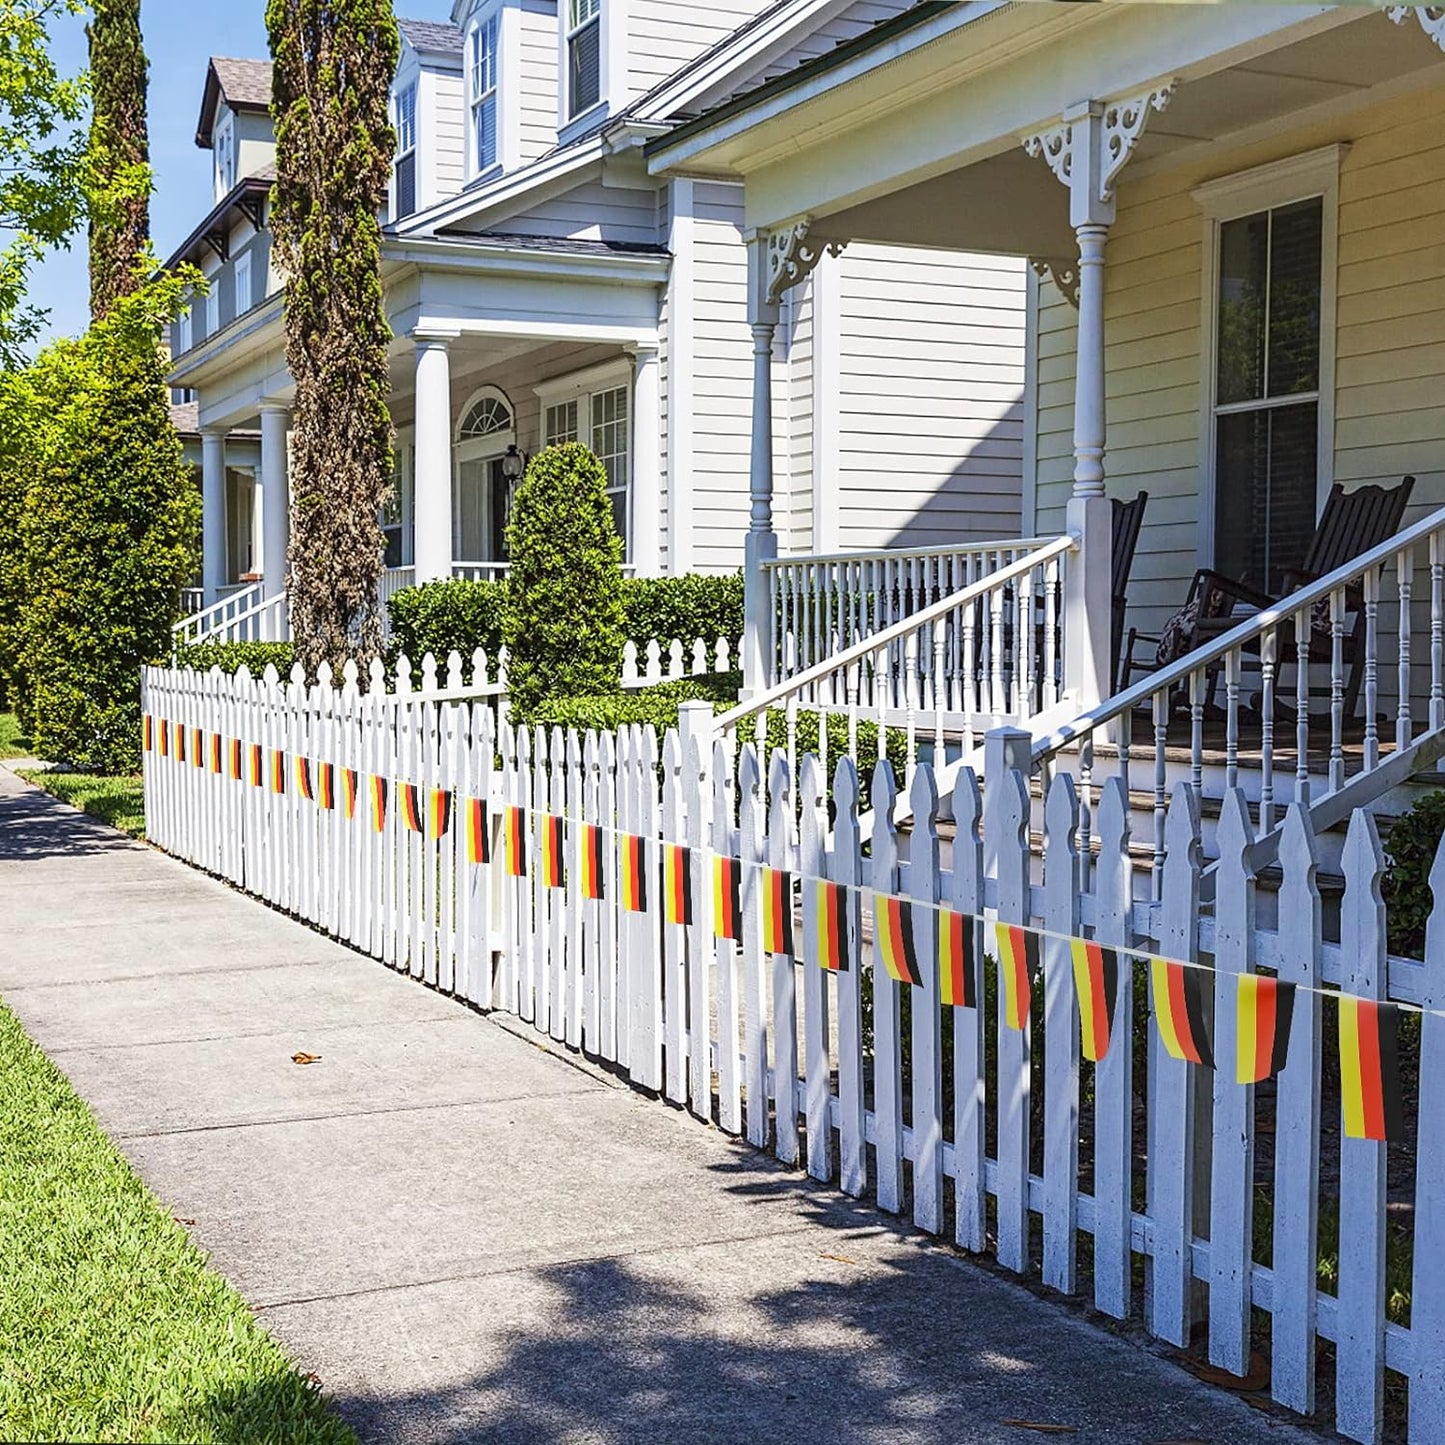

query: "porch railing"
left=172, top=583, right=265, bottom=647
left=1031, top=504, right=1445, bottom=892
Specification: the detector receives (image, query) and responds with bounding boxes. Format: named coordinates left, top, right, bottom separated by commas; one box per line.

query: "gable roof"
left=196, top=57, right=273, bottom=148
left=398, top=18, right=464, bottom=54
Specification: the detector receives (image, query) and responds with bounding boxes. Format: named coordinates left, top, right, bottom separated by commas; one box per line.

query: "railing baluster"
left=1045, top=555, right=1060, bottom=708
left=1152, top=690, right=1168, bottom=899
left=1296, top=606, right=1312, bottom=808
left=1330, top=587, right=1346, bottom=794
left=1260, top=629, right=1276, bottom=836
left=1224, top=647, right=1240, bottom=793
left=1433, top=533, right=1444, bottom=732
left=1397, top=545, right=1413, bottom=752
left=1363, top=566, right=1380, bottom=773
left=989, top=578, right=1005, bottom=718
left=1189, top=669, right=1204, bottom=801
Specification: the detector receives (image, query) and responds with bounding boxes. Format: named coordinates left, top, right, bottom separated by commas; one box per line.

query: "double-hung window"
left=394, top=83, right=418, bottom=219
left=234, top=252, right=253, bottom=317
left=470, top=15, right=500, bottom=175
left=567, top=0, right=602, bottom=118
left=215, top=116, right=236, bottom=194
left=543, top=383, right=629, bottom=550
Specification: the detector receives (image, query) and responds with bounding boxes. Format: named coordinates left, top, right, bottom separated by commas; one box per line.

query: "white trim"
left=1021, top=262, right=1039, bottom=535
left=498, top=0, right=524, bottom=172
left=810, top=247, right=841, bottom=554
left=467, top=5, right=503, bottom=180
left=1194, top=144, right=1343, bottom=571
left=534, top=357, right=633, bottom=406
left=559, top=0, right=608, bottom=131
left=666, top=177, right=696, bottom=573
left=455, top=382, right=518, bottom=461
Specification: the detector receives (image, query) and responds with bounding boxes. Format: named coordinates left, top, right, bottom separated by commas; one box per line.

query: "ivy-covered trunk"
left=267, top=0, right=399, bottom=676
left=87, top=0, right=150, bottom=320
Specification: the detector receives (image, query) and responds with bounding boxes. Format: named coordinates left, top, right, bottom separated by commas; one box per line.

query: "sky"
left=29, top=0, right=456, bottom=349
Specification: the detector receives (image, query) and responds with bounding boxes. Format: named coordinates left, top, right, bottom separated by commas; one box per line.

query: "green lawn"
left=0, top=1003, right=357, bottom=1444
left=0, top=711, right=30, bottom=760
left=19, top=769, right=146, bottom=839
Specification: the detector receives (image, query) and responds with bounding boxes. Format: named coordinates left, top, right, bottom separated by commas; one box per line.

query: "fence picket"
left=768, top=749, right=800, bottom=1167
left=832, top=758, right=866, bottom=1198
left=799, top=753, right=832, bottom=1182
left=909, top=764, right=943, bottom=1235
left=663, top=730, right=689, bottom=1104
left=951, top=766, right=987, bottom=1253
left=683, top=731, right=711, bottom=1119
left=712, top=739, right=742, bottom=1135
left=739, top=743, right=769, bottom=1149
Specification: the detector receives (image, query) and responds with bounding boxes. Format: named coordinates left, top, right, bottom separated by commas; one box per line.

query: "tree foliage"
left=267, top=0, right=399, bottom=678
left=0, top=0, right=91, bottom=361
left=503, top=443, right=626, bottom=716
left=5, top=274, right=199, bottom=771
left=87, top=0, right=150, bottom=319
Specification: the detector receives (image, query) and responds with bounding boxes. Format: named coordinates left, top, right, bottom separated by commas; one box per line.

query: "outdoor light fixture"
left=501, top=444, right=526, bottom=482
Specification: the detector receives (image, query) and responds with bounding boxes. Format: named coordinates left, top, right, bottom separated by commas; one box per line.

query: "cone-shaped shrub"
left=503, top=443, right=625, bottom=715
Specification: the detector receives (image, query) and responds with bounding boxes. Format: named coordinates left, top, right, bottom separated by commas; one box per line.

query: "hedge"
left=171, top=641, right=298, bottom=678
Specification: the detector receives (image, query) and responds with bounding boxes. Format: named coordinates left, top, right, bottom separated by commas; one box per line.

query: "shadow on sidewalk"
left=0, top=780, right=137, bottom=865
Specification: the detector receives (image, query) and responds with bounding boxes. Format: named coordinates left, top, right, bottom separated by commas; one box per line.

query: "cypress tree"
left=267, top=0, right=399, bottom=676
left=87, top=0, right=150, bottom=319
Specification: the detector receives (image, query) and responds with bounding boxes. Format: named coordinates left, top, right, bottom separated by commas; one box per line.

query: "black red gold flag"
left=229, top=738, right=243, bottom=782
left=505, top=806, right=526, bottom=877
left=811, top=877, right=848, bottom=972
left=995, top=922, right=1039, bottom=1031
left=296, top=755, right=315, bottom=802
left=541, top=814, right=565, bottom=889
left=713, top=856, right=742, bottom=941
left=1150, top=957, right=1214, bottom=1068
left=192, top=728, right=204, bottom=768
left=159, top=719, right=169, bottom=757
left=938, top=907, right=977, bottom=1008
left=579, top=823, right=603, bottom=900
left=249, top=743, right=263, bottom=788
left=209, top=733, right=222, bottom=775
left=663, top=844, right=693, bottom=925
left=1071, top=938, right=1122, bottom=1063
left=1236, top=974, right=1297, bottom=1085
left=342, top=768, right=359, bottom=820
left=620, top=834, right=649, bottom=913
left=270, top=749, right=286, bottom=795
left=318, top=762, right=336, bottom=812
left=370, top=775, right=389, bottom=832
left=761, top=868, right=795, bottom=957
left=1339, top=995, right=1406, bottom=1143
left=144, top=716, right=154, bottom=753
left=466, top=798, right=490, bottom=863
left=429, top=788, right=453, bottom=839
left=875, top=894, right=922, bottom=986
left=175, top=724, right=186, bottom=764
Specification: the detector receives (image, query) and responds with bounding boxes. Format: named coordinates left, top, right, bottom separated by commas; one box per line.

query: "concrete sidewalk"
left=0, top=766, right=1315, bottom=1445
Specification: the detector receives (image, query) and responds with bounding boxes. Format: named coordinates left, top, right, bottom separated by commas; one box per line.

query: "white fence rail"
left=143, top=659, right=1445, bottom=1444
left=172, top=583, right=264, bottom=646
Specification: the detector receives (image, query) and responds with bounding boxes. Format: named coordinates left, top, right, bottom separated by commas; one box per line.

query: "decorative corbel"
left=1387, top=6, right=1445, bottom=54
left=766, top=217, right=847, bottom=304
left=1030, top=259, right=1080, bottom=310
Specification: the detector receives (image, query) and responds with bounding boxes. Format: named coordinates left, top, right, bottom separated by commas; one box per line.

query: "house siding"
left=1033, top=79, right=1445, bottom=645
left=431, top=68, right=467, bottom=202
left=626, top=0, right=776, bottom=102
left=486, top=179, right=661, bottom=245
left=519, top=3, right=560, bottom=163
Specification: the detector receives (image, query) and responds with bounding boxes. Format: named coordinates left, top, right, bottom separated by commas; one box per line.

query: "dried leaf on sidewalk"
left=819, top=1252, right=857, bottom=1265
left=1180, top=1351, right=1270, bottom=1392
left=291, top=1052, right=322, bottom=1065
left=1002, top=1423, right=1078, bottom=1436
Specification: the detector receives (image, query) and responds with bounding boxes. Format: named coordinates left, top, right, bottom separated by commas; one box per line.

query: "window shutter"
left=395, top=154, right=416, bottom=220
left=569, top=19, right=601, bottom=116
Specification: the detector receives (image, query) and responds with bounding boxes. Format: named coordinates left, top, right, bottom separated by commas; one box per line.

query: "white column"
left=259, top=405, right=290, bottom=604
left=666, top=179, right=696, bottom=574
left=742, top=234, right=780, bottom=697
left=201, top=429, right=228, bottom=605
left=628, top=342, right=662, bottom=577
left=413, top=331, right=456, bottom=584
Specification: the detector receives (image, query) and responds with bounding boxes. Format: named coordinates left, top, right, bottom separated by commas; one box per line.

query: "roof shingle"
left=398, top=18, right=464, bottom=53
left=210, top=57, right=273, bottom=110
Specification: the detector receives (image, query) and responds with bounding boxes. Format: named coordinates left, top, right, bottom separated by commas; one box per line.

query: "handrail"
left=1030, top=503, right=1445, bottom=767
left=177, top=589, right=288, bottom=648
left=172, top=582, right=263, bottom=638
left=716, top=532, right=1077, bottom=734
left=761, top=536, right=1053, bottom=569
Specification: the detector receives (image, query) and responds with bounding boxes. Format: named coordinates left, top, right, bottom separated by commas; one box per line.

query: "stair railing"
left=1030, top=504, right=1445, bottom=896
left=172, top=583, right=264, bottom=647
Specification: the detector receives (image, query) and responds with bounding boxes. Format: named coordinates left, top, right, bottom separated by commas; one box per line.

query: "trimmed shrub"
left=623, top=573, right=743, bottom=646
left=386, top=579, right=506, bottom=666
left=503, top=443, right=625, bottom=715
left=528, top=675, right=741, bottom=733
left=1383, top=790, right=1445, bottom=960
left=172, top=641, right=297, bottom=677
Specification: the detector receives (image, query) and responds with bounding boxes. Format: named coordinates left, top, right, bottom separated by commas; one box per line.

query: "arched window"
left=457, top=387, right=515, bottom=442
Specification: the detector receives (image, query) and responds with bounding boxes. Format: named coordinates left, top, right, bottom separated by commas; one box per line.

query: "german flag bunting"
left=995, top=923, right=1038, bottom=1031
left=713, top=856, right=742, bottom=941
left=875, top=894, right=922, bottom=986
left=296, top=755, right=315, bottom=802
left=938, top=907, right=977, bottom=1008
left=467, top=798, right=490, bottom=863
left=620, top=834, right=649, bottom=913
left=579, top=823, right=603, bottom=899
left=192, top=728, right=204, bottom=768
left=249, top=743, right=263, bottom=788
left=159, top=719, right=169, bottom=758
left=209, top=733, right=223, bottom=775
left=317, top=762, right=336, bottom=812
left=1151, top=957, right=1214, bottom=1068
left=342, top=768, right=359, bottom=820
left=663, top=844, right=693, bottom=926
left=1339, top=996, right=1406, bottom=1143
left=1236, top=975, right=1297, bottom=1085
left=175, top=724, right=186, bottom=764
left=400, top=783, right=423, bottom=835
left=370, top=775, right=389, bottom=832
left=429, top=788, right=453, bottom=839
left=811, top=878, right=848, bottom=972
left=270, top=749, right=287, bottom=795
left=505, top=806, right=526, bottom=877
left=144, top=716, right=154, bottom=753
left=1071, top=939, right=1121, bottom=1063
left=229, top=738, right=243, bottom=782
left=761, top=868, right=796, bottom=957
left=541, top=814, right=565, bottom=889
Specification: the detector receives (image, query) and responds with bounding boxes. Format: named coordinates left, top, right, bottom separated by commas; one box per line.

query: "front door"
left=456, top=456, right=512, bottom=563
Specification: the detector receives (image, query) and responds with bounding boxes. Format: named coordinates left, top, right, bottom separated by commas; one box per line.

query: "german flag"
left=1236, top=974, right=1297, bottom=1085
left=342, top=768, right=359, bottom=820
left=1339, top=995, right=1406, bottom=1143
left=713, top=856, right=742, bottom=941
left=875, top=894, right=922, bottom=986
left=466, top=798, right=490, bottom=864
left=1150, top=957, right=1214, bottom=1068
left=429, top=788, right=453, bottom=839
left=1071, top=938, right=1121, bottom=1063
left=762, top=868, right=796, bottom=957
left=505, top=805, right=526, bottom=877
left=938, top=907, right=977, bottom=1008
left=995, top=922, right=1038, bottom=1032
left=192, top=728, right=204, bottom=768
left=175, top=724, right=186, bottom=764
left=249, top=743, right=263, bottom=788
left=811, top=877, right=848, bottom=972
left=209, top=733, right=223, bottom=775
left=579, top=823, right=603, bottom=900
left=270, top=749, right=287, bottom=795
left=662, top=844, right=693, bottom=925
left=229, top=738, right=243, bottom=782
left=144, top=716, right=154, bottom=753
left=317, top=762, right=336, bottom=812
left=369, top=775, right=389, bottom=832
left=540, top=814, right=565, bottom=888
left=400, top=783, right=424, bottom=835
left=159, top=719, right=169, bottom=757
left=620, top=833, right=648, bottom=913
left=296, top=755, right=315, bottom=802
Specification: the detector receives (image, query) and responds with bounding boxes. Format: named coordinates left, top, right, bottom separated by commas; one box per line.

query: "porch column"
left=1025, top=85, right=1175, bottom=710
left=200, top=429, right=228, bottom=606
left=259, top=405, right=290, bottom=614
left=413, top=330, right=457, bottom=584
left=743, top=232, right=780, bottom=697
left=628, top=341, right=662, bottom=577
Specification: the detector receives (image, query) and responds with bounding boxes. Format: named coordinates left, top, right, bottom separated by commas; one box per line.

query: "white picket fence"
left=141, top=660, right=1445, bottom=1444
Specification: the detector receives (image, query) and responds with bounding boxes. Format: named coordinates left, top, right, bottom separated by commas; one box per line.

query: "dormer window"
left=215, top=114, right=236, bottom=194
left=567, top=0, right=601, bottom=118
left=394, top=83, right=417, bottom=219
left=470, top=14, right=499, bottom=175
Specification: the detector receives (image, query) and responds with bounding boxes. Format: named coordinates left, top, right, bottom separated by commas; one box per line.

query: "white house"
left=169, top=1, right=1032, bottom=633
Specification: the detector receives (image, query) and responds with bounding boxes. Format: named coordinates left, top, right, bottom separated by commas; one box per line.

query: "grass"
left=0, top=1002, right=358, bottom=1444
left=0, top=710, right=30, bottom=760
left=19, top=769, right=146, bottom=839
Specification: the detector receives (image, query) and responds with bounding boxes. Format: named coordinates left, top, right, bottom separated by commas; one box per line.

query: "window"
left=567, top=0, right=601, bottom=118
left=544, top=399, right=579, bottom=446
left=1211, top=196, right=1324, bottom=594
left=394, top=83, right=417, bottom=219
left=234, top=252, right=252, bottom=317
left=541, top=381, right=628, bottom=551
left=460, top=391, right=513, bottom=441
left=215, top=116, right=236, bottom=194
left=470, top=15, right=500, bottom=174
left=177, top=306, right=192, bottom=355
left=206, top=284, right=220, bottom=338
left=382, top=443, right=414, bottom=568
